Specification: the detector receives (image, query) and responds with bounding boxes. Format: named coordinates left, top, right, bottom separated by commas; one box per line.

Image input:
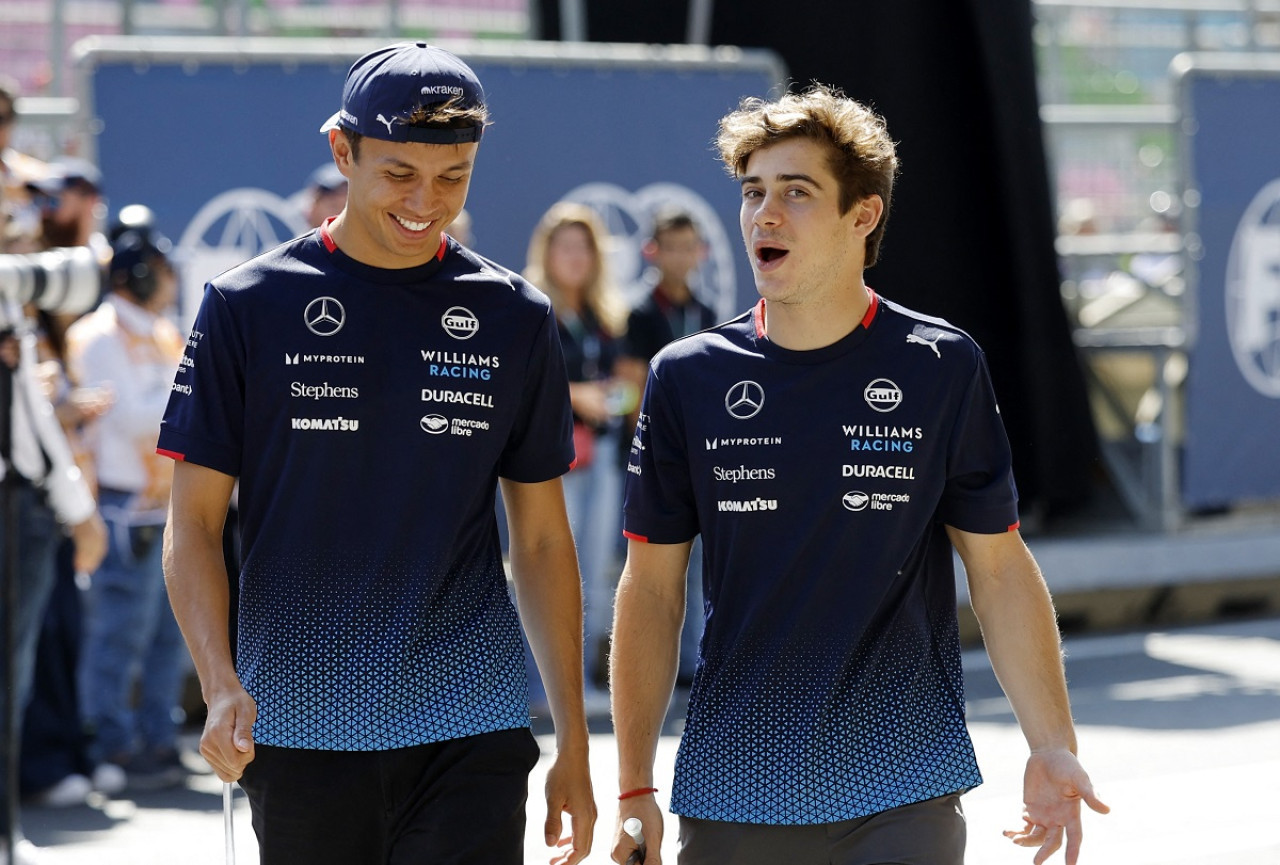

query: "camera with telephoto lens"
left=0, top=246, right=103, bottom=317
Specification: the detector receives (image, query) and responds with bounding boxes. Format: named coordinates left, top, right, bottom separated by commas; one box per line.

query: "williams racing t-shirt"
left=158, top=226, right=573, bottom=751
left=623, top=291, right=1019, bottom=824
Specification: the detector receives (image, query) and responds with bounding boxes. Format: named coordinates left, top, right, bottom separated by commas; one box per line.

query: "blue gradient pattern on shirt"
left=623, top=296, right=1016, bottom=822
left=158, top=232, right=574, bottom=750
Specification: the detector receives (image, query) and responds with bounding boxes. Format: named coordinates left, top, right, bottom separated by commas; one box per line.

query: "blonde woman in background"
left=525, top=202, right=631, bottom=704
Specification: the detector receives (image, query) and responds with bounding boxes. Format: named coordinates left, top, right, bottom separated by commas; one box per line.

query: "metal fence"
left=0, top=0, right=532, bottom=98
left=1034, top=0, right=1280, bottom=527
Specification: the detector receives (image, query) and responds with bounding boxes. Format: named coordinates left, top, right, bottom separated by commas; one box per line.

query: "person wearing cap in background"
left=160, top=42, right=595, bottom=865
left=297, top=162, right=349, bottom=229
left=64, top=215, right=189, bottom=794
left=25, top=158, right=109, bottom=258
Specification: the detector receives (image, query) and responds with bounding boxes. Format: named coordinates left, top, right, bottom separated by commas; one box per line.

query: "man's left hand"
left=543, top=743, right=597, bottom=865
left=1005, top=748, right=1110, bottom=865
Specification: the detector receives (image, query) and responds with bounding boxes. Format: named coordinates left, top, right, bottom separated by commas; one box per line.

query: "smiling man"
left=609, top=84, right=1108, bottom=865
left=159, top=43, right=595, bottom=865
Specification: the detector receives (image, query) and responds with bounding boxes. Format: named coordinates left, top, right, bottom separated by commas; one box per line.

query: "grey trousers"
left=677, top=794, right=966, bottom=865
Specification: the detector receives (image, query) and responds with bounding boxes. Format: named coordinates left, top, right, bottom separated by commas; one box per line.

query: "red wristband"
left=618, top=787, right=659, bottom=800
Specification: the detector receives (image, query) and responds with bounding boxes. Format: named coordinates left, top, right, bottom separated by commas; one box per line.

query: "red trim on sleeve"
left=753, top=298, right=767, bottom=338
left=319, top=217, right=338, bottom=252
left=156, top=448, right=185, bottom=462
left=622, top=530, right=649, bottom=543
left=1007, top=520, right=1021, bottom=532
left=860, top=287, right=880, bottom=329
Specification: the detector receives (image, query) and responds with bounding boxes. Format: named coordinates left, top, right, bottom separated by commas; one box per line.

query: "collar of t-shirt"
left=750, top=287, right=880, bottom=365
left=317, top=216, right=450, bottom=285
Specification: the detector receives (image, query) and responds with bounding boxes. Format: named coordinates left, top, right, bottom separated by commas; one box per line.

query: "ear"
left=329, top=129, right=354, bottom=175
left=641, top=238, right=659, bottom=261
left=850, top=195, right=884, bottom=239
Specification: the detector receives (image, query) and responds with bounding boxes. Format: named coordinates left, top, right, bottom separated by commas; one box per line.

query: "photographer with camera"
left=1, top=241, right=108, bottom=865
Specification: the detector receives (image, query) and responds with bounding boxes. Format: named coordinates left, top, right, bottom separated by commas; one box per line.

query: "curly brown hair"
left=716, top=83, right=899, bottom=266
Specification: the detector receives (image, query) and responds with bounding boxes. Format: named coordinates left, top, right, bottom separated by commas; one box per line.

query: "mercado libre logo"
left=1226, top=177, right=1280, bottom=398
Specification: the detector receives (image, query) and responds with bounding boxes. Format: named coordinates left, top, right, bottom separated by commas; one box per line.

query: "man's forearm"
left=969, top=546, right=1077, bottom=753
left=610, top=563, right=684, bottom=789
left=510, top=536, right=590, bottom=747
left=162, top=518, right=239, bottom=698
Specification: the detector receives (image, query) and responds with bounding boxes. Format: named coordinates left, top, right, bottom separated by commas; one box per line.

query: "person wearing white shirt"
left=65, top=223, right=187, bottom=792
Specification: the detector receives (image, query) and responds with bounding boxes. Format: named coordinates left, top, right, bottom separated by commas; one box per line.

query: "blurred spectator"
left=16, top=168, right=115, bottom=813
left=524, top=201, right=628, bottom=693
left=298, top=162, right=348, bottom=229
left=0, top=308, right=106, bottom=865
left=450, top=207, right=473, bottom=247
left=619, top=209, right=720, bottom=685
left=1, top=175, right=107, bottom=865
left=0, top=76, right=47, bottom=254
left=66, top=217, right=189, bottom=792
left=25, top=158, right=108, bottom=258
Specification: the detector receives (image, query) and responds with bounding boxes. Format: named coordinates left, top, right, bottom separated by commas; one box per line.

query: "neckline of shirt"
left=749, top=287, right=880, bottom=364
left=315, top=218, right=450, bottom=286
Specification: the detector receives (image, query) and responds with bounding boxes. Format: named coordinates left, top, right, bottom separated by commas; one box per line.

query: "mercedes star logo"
left=304, top=296, right=346, bottom=337
left=725, top=380, right=765, bottom=420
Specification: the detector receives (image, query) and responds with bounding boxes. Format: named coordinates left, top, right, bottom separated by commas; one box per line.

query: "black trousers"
left=238, top=727, right=540, bottom=865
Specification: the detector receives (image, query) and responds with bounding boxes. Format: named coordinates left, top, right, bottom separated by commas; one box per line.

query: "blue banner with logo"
left=1181, top=58, right=1280, bottom=508
left=78, top=38, right=783, bottom=331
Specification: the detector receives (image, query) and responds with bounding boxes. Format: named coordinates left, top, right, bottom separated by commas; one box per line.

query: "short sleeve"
left=498, top=307, right=575, bottom=482
left=621, top=365, right=699, bottom=543
left=156, top=285, right=245, bottom=476
left=937, top=350, right=1020, bottom=533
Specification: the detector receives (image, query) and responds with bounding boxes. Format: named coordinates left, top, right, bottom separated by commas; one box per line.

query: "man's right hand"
left=612, top=796, right=665, bottom=864
left=200, top=685, right=257, bottom=782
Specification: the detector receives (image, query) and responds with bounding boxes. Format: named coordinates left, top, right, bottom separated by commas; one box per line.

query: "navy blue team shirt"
left=623, top=290, right=1019, bottom=824
left=158, top=225, right=574, bottom=751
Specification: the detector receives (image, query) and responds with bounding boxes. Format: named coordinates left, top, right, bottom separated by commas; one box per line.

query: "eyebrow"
left=740, top=172, right=824, bottom=188
left=380, top=156, right=474, bottom=173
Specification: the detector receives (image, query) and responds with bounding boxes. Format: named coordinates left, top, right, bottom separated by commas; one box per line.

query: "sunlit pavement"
left=18, top=616, right=1280, bottom=865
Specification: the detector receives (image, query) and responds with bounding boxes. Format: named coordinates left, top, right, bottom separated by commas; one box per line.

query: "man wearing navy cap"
left=162, top=43, right=596, bottom=865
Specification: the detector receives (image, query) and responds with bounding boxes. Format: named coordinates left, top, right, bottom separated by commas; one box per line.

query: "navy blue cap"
left=320, top=42, right=486, bottom=145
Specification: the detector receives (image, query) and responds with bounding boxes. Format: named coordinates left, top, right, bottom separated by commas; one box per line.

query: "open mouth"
left=756, top=245, right=789, bottom=265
